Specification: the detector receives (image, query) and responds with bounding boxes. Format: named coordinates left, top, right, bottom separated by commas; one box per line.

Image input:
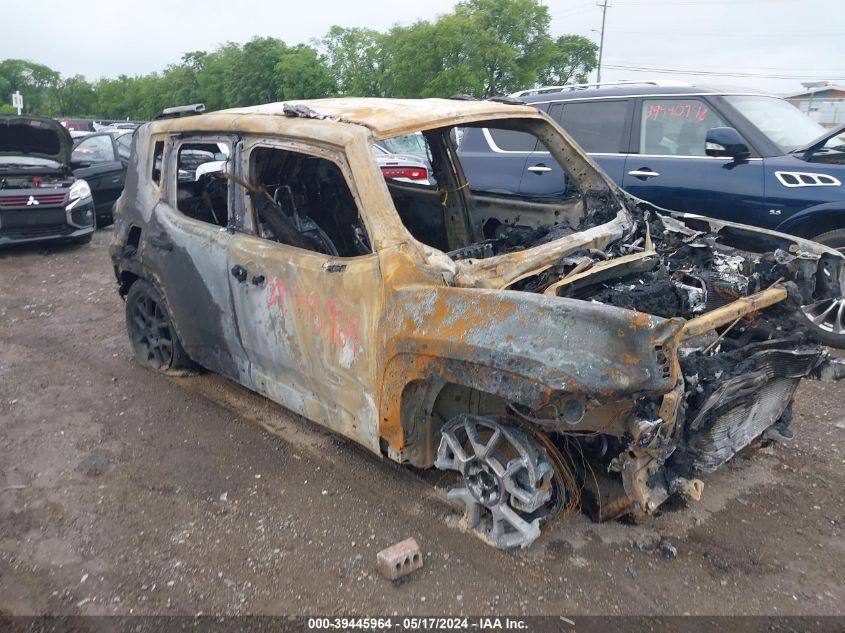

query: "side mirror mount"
left=705, top=127, right=750, bottom=160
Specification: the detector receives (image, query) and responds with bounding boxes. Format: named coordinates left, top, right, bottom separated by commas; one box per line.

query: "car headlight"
left=68, top=179, right=92, bottom=206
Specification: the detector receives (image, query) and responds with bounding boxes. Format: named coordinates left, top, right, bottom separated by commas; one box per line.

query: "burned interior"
left=384, top=120, right=590, bottom=261
left=110, top=99, right=845, bottom=551
left=248, top=146, right=371, bottom=257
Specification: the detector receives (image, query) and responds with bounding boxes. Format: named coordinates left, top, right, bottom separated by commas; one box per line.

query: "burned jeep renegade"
left=110, top=98, right=845, bottom=549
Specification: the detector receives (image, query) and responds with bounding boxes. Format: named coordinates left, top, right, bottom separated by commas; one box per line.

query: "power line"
left=603, top=58, right=845, bottom=73
left=604, top=28, right=844, bottom=38
left=549, top=2, right=594, bottom=17
left=603, top=63, right=845, bottom=81
left=615, top=0, right=807, bottom=5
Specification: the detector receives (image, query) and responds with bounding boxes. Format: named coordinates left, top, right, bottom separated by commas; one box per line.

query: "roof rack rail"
left=487, top=95, right=526, bottom=105
left=510, top=80, right=692, bottom=97
left=154, top=103, right=206, bottom=120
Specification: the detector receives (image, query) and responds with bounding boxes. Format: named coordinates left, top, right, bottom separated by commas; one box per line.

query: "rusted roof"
left=216, top=98, right=541, bottom=139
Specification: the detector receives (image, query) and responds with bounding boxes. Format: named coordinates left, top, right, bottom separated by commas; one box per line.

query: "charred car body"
left=0, top=115, right=95, bottom=245
left=110, top=99, right=845, bottom=549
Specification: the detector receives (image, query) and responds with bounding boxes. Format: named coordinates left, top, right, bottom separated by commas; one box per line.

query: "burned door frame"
left=143, top=131, right=248, bottom=381
left=226, top=135, right=384, bottom=453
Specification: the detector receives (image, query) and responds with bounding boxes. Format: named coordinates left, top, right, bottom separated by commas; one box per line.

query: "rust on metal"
left=680, top=286, right=788, bottom=340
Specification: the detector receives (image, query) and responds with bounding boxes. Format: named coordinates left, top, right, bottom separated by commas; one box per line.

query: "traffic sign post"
left=12, top=90, right=23, bottom=115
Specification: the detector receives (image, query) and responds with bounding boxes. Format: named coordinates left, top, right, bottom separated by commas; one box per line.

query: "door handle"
left=322, top=261, right=346, bottom=273
left=148, top=234, right=173, bottom=251
left=230, top=264, right=248, bottom=283
left=527, top=164, right=552, bottom=174
left=627, top=169, right=660, bottom=179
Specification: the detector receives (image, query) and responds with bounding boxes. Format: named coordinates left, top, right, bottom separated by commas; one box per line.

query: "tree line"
left=0, top=0, right=597, bottom=120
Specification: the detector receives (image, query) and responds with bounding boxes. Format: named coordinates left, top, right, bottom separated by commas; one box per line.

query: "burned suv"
left=1, top=115, right=95, bottom=245
left=110, top=99, right=845, bottom=549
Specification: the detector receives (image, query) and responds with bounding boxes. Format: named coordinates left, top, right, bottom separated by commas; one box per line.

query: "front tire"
left=125, top=279, right=194, bottom=373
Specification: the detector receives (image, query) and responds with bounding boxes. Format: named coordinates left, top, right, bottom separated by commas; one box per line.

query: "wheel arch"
left=380, top=353, right=555, bottom=468
left=776, top=202, right=845, bottom=239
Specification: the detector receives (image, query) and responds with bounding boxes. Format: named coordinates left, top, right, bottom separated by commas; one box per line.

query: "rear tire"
left=125, top=279, right=195, bottom=374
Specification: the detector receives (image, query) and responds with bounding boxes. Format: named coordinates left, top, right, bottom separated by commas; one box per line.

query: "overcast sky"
left=1, top=0, right=842, bottom=96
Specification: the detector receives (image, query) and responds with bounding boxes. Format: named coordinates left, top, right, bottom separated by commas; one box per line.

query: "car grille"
left=1, top=224, right=70, bottom=239
left=0, top=193, right=67, bottom=207
left=0, top=207, right=69, bottom=239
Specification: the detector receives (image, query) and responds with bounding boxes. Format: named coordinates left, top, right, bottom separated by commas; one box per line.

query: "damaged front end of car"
left=370, top=114, right=845, bottom=549
left=416, top=197, right=845, bottom=545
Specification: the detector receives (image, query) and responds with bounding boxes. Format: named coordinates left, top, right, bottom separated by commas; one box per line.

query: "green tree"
left=538, top=35, right=597, bottom=86
left=225, top=37, right=290, bottom=106
left=379, top=0, right=554, bottom=99
left=1, top=0, right=588, bottom=118
left=321, top=26, right=385, bottom=96
left=455, top=0, right=553, bottom=97
left=194, top=44, right=242, bottom=111
left=0, top=59, right=60, bottom=115
left=53, top=74, right=96, bottom=117
left=275, top=45, right=336, bottom=100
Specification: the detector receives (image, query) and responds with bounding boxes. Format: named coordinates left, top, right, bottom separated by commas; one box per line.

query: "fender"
left=775, top=201, right=845, bottom=236
left=377, top=285, right=683, bottom=452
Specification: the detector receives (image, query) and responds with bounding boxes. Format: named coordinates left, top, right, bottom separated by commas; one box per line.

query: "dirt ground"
left=0, top=228, right=843, bottom=617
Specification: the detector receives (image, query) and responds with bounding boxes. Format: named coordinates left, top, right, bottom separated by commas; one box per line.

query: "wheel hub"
left=128, top=294, right=174, bottom=369
left=465, top=458, right=503, bottom=506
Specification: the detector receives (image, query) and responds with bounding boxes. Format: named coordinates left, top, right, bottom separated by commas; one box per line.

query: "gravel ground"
left=0, top=229, right=843, bottom=616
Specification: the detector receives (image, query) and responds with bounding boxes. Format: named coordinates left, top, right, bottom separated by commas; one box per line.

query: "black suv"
left=459, top=80, right=845, bottom=252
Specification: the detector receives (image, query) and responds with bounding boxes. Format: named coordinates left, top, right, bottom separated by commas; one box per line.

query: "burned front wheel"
left=434, top=415, right=556, bottom=549
left=125, top=279, right=194, bottom=373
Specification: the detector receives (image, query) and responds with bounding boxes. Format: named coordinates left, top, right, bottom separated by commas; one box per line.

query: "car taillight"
left=380, top=166, right=427, bottom=180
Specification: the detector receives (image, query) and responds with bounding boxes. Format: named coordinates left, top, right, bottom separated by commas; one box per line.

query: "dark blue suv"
left=459, top=81, right=845, bottom=252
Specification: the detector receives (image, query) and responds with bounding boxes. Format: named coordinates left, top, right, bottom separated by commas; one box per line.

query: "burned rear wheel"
left=125, top=279, right=193, bottom=373
left=434, top=415, right=556, bottom=549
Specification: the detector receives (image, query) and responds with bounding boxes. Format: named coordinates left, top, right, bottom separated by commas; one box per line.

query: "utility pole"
left=596, top=0, right=610, bottom=83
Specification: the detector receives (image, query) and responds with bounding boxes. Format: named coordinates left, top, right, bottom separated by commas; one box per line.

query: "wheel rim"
left=128, top=293, right=174, bottom=369
left=801, top=296, right=845, bottom=336
left=435, top=415, right=556, bottom=549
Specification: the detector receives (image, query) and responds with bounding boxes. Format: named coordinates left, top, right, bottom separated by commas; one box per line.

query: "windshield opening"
left=724, top=95, right=828, bottom=152
left=380, top=118, right=613, bottom=260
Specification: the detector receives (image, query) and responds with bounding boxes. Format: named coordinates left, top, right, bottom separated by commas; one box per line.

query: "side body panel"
left=621, top=96, right=766, bottom=224
left=761, top=153, right=845, bottom=231
left=228, top=236, right=383, bottom=452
